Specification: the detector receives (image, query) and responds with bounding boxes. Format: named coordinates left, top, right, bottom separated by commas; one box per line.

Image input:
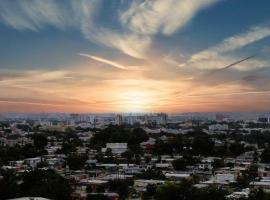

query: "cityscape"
left=1, top=112, right=270, bottom=199
left=1, top=0, right=270, bottom=200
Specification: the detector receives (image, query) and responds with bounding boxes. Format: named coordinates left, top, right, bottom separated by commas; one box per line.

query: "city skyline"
left=1, top=0, right=270, bottom=113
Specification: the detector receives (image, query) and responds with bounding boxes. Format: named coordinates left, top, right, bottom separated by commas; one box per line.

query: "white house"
left=102, top=143, right=128, bottom=154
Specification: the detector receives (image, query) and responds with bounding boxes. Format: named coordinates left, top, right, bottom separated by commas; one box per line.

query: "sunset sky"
left=0, top=0, right=270, bottom=113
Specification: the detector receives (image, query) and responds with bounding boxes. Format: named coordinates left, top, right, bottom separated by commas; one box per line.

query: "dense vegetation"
left=0, top=169, right=71, bottom=200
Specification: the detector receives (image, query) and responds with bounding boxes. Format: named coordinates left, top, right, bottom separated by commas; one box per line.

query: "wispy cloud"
left=120, top=0, right=220, bottom=35
left=0, top=0, right=70, bottom=30
left=184, top=25, right=270, bottom=69
left=79, top=53, right=129, bottom=70
left=0, top=0, right=151, bottom=58
left=0, top=0, right=223, bottom=59
left=194, top=25, right=270, bottom=60
left=209, top=55, right=257, bottom=73
left=80, top=28, right=151, bottom=59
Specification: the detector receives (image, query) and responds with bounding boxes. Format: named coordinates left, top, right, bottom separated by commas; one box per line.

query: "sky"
left=0, top=0, right=270, bottom=113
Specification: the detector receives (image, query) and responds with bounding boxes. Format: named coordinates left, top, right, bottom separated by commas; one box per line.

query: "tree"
left=0, top=170, right=21, bottom=199
left=0, top=169, right=72, bottom=200
left=36, top=161, right=49, bottom=168
left=212, top=159, right=225, bottom=169
left=86, top=185, right=93, bottom=193
left=21, top=169, right=71, bottom=200
left=121, top=150, right=134, bottom=163
left=108, top=179, right=132, bottom=199
left=192, top=186, right=228, bottom=200
left=155, top=182, right=228, bottom=200
left=229, top=143, right=245, bottom=157
left=153, top=139, right=173, bottom=155
left=192, top=136, right=214, bottom=156
left=32, top=134, right=48, bottom=149
left=56, top=142, right=76, bottom=155
left=96, top=185, right=106, bottom=193
left=143, top=184, right=157, bottom=199
left=249, top=188, right=270, bottom=200
left=155, top=182, right=190, bottom=200
left=261, top=147, right=270, bottom=163
left=67, top=153, right=87, bottom=170
left=136, top=168, right=166, bottom=180
left=172, top=159, right=187, bottom=171
left=87, top=194, right=110, bottom=200
left=236, top=164, right=258, bottom=188
left=90, top=126, right=148, bottom=150
left=131, top=128, right=149, bottom=144
left=21, top=144, right=48, bottom=158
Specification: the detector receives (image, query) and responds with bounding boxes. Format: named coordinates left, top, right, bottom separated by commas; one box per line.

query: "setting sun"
left=119, top=91, right=152, bottom=112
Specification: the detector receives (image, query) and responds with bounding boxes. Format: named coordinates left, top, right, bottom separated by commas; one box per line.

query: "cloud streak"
left=188, top=25, right=270, bottom=68
left=0, top=0, right=70, bottom=30
left=120, top=0, right=220, bottom=35
left=0, top=0, right=223, bottom=59
left=79, top=53, right=129, bottom=70
left=0, top=0, right=152, bottom=58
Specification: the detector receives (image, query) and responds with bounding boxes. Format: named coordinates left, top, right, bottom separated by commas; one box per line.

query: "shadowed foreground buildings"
left=1, top=113, right=270, bottom=199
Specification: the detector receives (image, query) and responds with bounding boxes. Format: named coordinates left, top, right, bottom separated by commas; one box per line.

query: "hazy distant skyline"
left=0, top=0, right=270, bottom=113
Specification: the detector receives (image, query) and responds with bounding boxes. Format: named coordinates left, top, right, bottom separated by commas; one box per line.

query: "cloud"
left=189, top=25, right=270, bottom=64
left=175, top=24, right=270, bottom=72
left=0, top=0, right=70, bottom=30
left=120, top=0, right=220, bottom=35
left=79, top=53, right=129, bottom=70
left=0, top=0, right=151, bottom=58
left=209, top=55, right=257, bottom=73
left=80, top=27, right=151, bottom=59
left=188, top=90, right=270, bottom=97
left=71, top=0, right=152, bottom=58
left=0, top=0, right=222, bottom=59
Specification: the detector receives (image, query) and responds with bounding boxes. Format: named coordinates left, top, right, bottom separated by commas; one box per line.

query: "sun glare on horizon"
left=119, top=91, right=153, bottom=112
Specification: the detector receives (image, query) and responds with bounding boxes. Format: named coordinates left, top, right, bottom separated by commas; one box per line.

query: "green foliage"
left=172, top=158, right=187, bottom=171
left=16, top=124, right=32, bottom=132
left=136, top=167, right=166, bottom=180
left=236, top=164, right=258, bottom=188
left=32, top=134, right=48, bottom=149
left=261, top=147, right=270, bottom=163
left=212, top=145, right=227, bottom=157
left=21, top=144, right=48, bottom=158
left=229, top=143, right=245, bottom=157
left=67, top=153, right=87, bottom=170
left=0, top=170, right=21, bottom=199
left=249, top=188, right=270, bottom=200
left=192, top=136, right=214, bottom=156
left=108, top=179, right=132, bottom=199
left=90, top=126, right=148, bottom=149
left=172, top=156, right=200, bottom=171
left=56, top=142, right=77, bottom=155
left=96, top=185, right=106, bottom=193
left=153, top=139, right=173, bottom=155
left=0, top=169, right=71, bottom=200
left=36, top=160, right=49, bottom=168
left=0, top=144, right=47, bottom=166
left=192, top=186, right=228, bottom=200
left=86, top=185, right=93, bottom=193
left=21, top=169, right=71, bottom=200
left=143, top=184, right=157, bottom=199
left=244, top=131, right=270, bottom=148
left=155, top=181, right=194, bottom=200
left=121, top=150, right=134, bottom=163
left=86, top=194, right=110, bottom=200
left=155, top=181, right=228, bottom=200
left=167, top=135, right=185, bottom=153
left=212, top=159, right=225, bottom=169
